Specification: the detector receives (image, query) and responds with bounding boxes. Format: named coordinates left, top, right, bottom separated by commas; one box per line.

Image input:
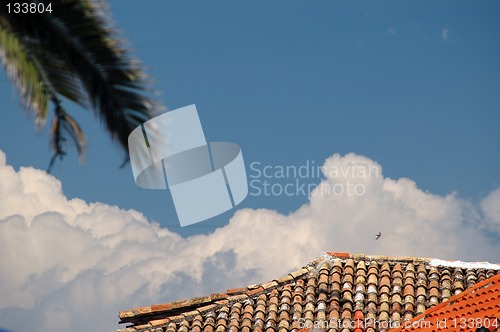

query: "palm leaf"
left=0, top=24, right=50, bottom=124
left=0, top=0, right=160, bottom=166
left=48, top=100, right=86, bottom=172
left=0, top=16, right=87, bottom=164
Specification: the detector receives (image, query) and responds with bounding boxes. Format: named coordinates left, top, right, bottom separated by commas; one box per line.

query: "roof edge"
left=118, top=252, right=500, bottom=326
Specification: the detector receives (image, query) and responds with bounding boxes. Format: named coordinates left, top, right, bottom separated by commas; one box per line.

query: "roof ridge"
left=118, top=264, right=313, bottom=325
left=118, top=252, right=347, bottom=324
left=321, top=252, right=500, bottom=268
left=118, top=252, right=500, bottom=327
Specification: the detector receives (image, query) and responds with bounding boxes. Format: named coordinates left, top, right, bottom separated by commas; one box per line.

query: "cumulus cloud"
left=481, top=188, right=500, bottom=232
left=0, top=150, right=499, bottom=332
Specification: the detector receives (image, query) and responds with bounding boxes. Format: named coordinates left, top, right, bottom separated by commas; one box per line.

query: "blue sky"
left=1, top=0, right=499, bottom=234
left=1, top=1, right=500, bottom=331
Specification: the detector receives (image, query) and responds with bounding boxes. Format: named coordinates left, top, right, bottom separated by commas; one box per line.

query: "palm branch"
left=0, top=0, right=161, bottom=171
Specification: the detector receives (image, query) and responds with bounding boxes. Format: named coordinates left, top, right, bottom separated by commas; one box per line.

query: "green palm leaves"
left=0, top=0, right=160, bottom=170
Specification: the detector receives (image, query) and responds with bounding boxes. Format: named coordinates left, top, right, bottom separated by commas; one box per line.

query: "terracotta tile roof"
left=388, top=272, right=500, bottom=332
left=116, top=252, right=500, bottom=332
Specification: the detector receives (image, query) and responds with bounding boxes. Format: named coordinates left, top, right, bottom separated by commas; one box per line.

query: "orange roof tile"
left=389, top=272, right=500, bottom=332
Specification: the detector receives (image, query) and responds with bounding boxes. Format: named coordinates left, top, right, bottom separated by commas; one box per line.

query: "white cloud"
left=481, top=187, right=500, bottom=232
left=442, top=27, right=449, bottom=42
left=0, top=150, right=499, bottom=332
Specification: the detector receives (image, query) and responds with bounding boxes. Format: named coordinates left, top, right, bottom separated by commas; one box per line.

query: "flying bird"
left=375, top=232, right=382, bottom=240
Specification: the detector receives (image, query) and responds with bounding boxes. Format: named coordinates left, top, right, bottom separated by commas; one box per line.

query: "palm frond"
left=0, top=18, right=86, bottom=164
left=3, top=0, right=159, bottom=148
left=49, top=99, right=86, bottom=172
left=0, top=24, right=50, bottom=124
left=0, top=0, right=161, bottom=166
left=26, top=39, right=88, bottom=108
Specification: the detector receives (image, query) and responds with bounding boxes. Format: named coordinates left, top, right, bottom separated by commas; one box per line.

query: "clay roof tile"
left=116, top=253, right=500, bottom=332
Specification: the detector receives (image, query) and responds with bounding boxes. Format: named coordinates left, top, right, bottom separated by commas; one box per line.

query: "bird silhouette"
left=375, top=232, right=382, bottom=240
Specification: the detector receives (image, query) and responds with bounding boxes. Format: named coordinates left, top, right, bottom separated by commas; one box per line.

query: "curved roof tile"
left=117, top=252, right=500, bottom=332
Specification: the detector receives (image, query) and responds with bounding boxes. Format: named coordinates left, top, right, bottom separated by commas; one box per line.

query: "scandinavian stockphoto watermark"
left=128, top=105, right=248, bottom=227
left=248, top=160, right=379, bottom=197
